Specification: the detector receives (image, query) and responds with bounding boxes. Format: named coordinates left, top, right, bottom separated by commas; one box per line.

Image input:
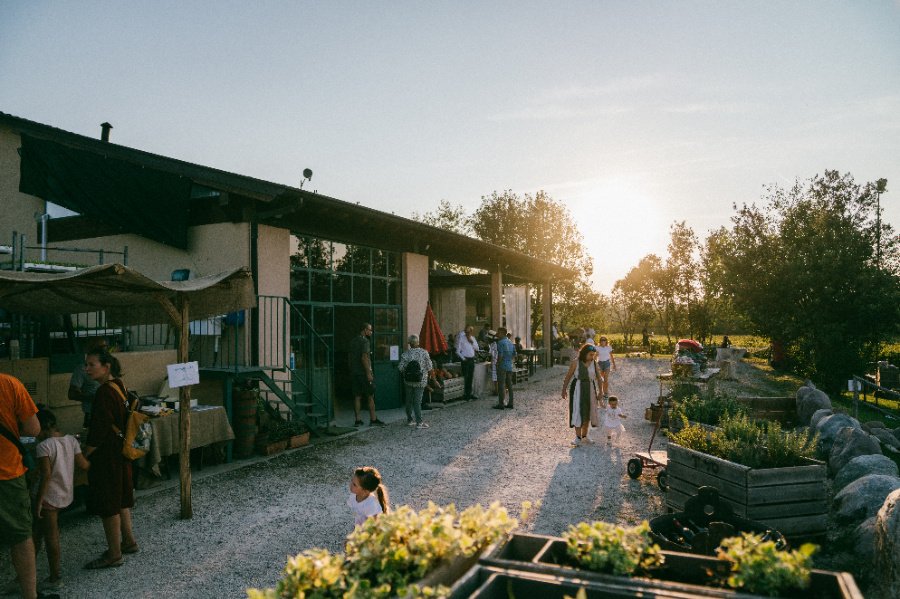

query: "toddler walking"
left=34, top=408, right=90, bottom=591
left=347, top=466, right=390, bottom=528
left=603, top=396, right=627, bottom=447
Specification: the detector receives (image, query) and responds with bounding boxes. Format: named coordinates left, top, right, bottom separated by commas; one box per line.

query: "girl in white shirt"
left=603, top=396, right=627, bottom=447
left=347, top=466, right=390, bottom=528
left=596, top=336, right=617, bottom=398
left=34, top=408, right=90, bottom=589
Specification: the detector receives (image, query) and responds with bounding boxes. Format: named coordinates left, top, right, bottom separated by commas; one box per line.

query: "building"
left=0, top=111, right=571, bottom=430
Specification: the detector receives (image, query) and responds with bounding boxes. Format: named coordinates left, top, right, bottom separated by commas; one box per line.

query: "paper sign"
left=167, top=361, right=200, bottom=388
left=390, top=345, right=399, bottom=361
left=848, top=379, right=861, bottom=392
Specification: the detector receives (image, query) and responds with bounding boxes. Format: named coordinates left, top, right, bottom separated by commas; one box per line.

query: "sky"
left=1, top=1, right=898, bottom=293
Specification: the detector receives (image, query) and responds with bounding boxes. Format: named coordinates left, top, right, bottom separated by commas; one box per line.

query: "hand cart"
left=627, top=384, right=670, bottom=490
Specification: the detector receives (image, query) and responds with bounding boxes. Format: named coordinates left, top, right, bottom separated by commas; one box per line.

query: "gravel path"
left=2, top=358, right=672, bottom=598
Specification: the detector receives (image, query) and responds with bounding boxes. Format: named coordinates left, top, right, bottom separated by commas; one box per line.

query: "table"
left=138, top=406, right=234, bottom=476
left=518, top=348, right=540, bottom=376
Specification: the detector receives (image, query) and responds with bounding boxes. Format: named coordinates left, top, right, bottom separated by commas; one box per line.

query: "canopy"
left=0, top=263, right=256, bottom=324
left=419, top=303, right=448, bottom=355
left=677, top=339, right=703, bottom=351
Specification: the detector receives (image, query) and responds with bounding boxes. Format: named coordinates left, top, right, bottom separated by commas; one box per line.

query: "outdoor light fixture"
left=299, top=168, right=313, bottom=190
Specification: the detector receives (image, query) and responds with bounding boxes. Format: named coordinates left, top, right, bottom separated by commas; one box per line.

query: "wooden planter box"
left=735, top=396, right=797, bottom=426
left=666, top=443, right=827, bottom=538
left=475, top=533, right=861, bottom=599
left=255, top=438, right=287, bottom=456
left=287, top=432, right=310, bottom=448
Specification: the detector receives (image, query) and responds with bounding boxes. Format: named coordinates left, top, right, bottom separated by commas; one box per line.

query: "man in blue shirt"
left=492, top=327, right=517, bottom=410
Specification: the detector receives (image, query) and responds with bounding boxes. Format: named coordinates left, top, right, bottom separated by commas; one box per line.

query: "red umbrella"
left=419, top=303, right=448, bottom=355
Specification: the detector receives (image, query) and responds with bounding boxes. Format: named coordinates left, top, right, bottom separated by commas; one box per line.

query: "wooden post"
left=178, top=295, right=193, bottom=519
left=491, top=269, right=503, bottom=331
left=542, top=280, right=552, bottom=367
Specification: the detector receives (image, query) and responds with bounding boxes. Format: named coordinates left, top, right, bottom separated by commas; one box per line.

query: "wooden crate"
left=432, top=377, right=464, bottom=402
left=666, top=443, right=827, bottom=539
left=737, top=396, right=797, bottom=426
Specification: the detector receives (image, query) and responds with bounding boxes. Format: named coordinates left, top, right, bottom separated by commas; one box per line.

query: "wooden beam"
left=178, top=294, right=193, bottom=519
left=542, top=280, right=552, bottom=367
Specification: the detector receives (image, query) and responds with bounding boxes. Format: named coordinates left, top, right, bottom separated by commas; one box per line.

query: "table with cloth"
left=138, top=406, right=234, bottom=477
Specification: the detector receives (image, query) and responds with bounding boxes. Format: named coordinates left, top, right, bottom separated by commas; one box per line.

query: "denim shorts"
left=598, top=360, right=611, bottom=372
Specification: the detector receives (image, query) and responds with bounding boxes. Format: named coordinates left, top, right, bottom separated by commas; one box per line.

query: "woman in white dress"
left=560, top=344, right=602, bottom=447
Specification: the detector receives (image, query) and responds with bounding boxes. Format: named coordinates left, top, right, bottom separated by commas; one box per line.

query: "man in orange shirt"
left=0, top=373, right=41, bottom=599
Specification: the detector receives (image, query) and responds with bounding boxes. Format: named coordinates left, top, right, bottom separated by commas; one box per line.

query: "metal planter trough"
left=666, top=443, right=828, bottom=539
left=475, top=533, right=861, bottom=599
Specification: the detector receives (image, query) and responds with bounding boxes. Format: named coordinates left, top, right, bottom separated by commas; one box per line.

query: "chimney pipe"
left=100, top=122, right=113, bottom=142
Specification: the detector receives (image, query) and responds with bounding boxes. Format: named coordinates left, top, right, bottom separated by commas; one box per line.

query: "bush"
left=717, top=533, right=817, bottom=596
left=562, top=521, right=663, bottom=576
left=671, top=391, right=746, bottom=427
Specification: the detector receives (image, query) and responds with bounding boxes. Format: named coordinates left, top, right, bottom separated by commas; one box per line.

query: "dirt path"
left=2, top=358, right=674, bottom=598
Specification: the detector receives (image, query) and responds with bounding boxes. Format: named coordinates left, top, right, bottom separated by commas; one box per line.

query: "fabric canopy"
left=0, top=263, right=256, bottom=325
left=419, top=303, right=448, bottom=355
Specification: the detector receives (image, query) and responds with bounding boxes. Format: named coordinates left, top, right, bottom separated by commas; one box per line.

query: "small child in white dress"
left=603, top=396, right=627, bottom=447
left=347, top=466, right=390, bottom=528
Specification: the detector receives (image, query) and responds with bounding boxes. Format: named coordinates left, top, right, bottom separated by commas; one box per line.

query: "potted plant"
left=281, top=420, right=310, bottom=449
left=666, top=413, right=826, bottom=538
left=247, top=501, right=527, bottom=598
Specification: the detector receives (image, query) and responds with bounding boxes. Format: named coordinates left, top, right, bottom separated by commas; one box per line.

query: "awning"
left=0, top=263, right=256, bottom=325
left=18, top=135, right=193, bottom=249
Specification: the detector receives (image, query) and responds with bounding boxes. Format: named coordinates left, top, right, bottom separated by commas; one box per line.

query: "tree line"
left=414, top=171, right=899, bottom=393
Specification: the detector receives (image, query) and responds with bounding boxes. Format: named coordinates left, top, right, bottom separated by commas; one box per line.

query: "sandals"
left=84, top=555, right=124, bottom=569
left=122, top=542, right=140, bottom=554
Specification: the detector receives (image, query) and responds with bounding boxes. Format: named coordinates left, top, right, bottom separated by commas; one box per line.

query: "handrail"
left=851, top=374, right=899, bottom=420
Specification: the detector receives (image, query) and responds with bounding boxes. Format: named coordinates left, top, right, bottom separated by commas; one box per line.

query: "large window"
left=289, top=236, right=402, bottom=306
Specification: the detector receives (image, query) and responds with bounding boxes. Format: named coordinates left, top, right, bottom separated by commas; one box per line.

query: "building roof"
left=1, top=111, right=573, bottom=281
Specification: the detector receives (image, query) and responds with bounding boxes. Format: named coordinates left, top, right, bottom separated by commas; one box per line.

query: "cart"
left=627, top=392, right=669, bottom=490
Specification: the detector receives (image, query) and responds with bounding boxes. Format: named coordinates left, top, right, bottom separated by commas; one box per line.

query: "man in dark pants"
left=455, top=325, right=480, bottom=400
left=492, top=327, right=517, bottom=410
left=349, top=323, right=386, bottom=427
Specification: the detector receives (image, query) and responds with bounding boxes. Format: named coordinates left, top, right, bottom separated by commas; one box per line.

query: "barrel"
left=234, top=391, right=258, bottom=458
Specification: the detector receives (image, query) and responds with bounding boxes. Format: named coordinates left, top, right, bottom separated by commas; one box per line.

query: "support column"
left=491, top=269, right=503, bottom=330
left=542, top=279, right=552, bottom=367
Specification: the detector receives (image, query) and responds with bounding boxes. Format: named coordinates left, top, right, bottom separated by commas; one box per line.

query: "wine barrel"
left=234, top=391, right=258, bottom=458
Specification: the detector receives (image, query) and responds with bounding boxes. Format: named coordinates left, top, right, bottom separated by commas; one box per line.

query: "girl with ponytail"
left=347, top=466, right=390, bottom=527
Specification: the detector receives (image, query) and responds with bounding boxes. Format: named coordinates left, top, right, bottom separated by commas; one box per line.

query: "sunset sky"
left=2, top=1, right=897, bottom=292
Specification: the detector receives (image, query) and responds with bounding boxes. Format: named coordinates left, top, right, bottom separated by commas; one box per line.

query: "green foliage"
left=671, top=392, right=746, bottom=427
left=247, top=502, right=529, bottom=599
left=268, top=419, right=310, bottom=442
left=716, top=533, right=817, bottom=596
left=562, top=521, right=663, bottom=576
left=670, top=413, right=818, bottom=469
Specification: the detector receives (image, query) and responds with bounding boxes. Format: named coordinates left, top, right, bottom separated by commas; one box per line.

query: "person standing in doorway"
left=67, top=338, right=107, bottom=432
left=350, top=323, right=386, bottom=427
left=493, top=327, right=517, bottom=410
left=455, top=325, right=480, bottom=400
left=0, top=373, right=40, bottom=599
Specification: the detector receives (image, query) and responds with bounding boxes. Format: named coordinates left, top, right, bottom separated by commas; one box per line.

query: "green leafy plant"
left=670, top=413, right=818, bottom=469
left=671, top=391, right=746, bottom=427
left=268, top=419, right=310, bottom=442
left=247, top=501, right=531, bottom=599
left=716, top=533, right=817, bottom=596
left=562, top=521, right=663, bottom=576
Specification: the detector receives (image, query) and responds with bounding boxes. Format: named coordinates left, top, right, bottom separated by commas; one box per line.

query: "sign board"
left=167, top=361, right=200, bottom=388
left=389, top=345, right=399, bottom=361
left=848, top=379, right=861, bottom=392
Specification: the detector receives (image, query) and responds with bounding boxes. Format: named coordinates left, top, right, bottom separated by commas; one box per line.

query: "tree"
left=411, top=200, right=474, bottom=273
left=611, top=255, right=661, bottom=344
left=715, top=170, right=900, bottom=392
left=470, top=190, right=594, bottom=336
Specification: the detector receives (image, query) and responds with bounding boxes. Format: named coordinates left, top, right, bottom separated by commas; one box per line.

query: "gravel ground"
left=2, top=358, right=672, bottom=598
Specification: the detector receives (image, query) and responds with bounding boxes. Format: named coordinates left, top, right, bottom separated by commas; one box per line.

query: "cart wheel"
left=627, top=458, right=643, bottom=479
left=656, top=469, right=669, bottom=491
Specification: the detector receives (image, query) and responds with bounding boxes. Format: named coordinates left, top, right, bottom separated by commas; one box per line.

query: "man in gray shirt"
left=68, top=338, right=107, bottom=430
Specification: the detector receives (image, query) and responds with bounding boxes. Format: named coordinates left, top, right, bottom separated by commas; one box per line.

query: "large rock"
left=796, top=385, right=831, bottom=425
left=834, top=474, right=900, bottom=526
left=854, top=516, right=879, bottom=576
left=864, top=420, right=888, bottom=431
left=872, top=428, right=900, bottom=451
left=874, top=489, right=900, bottom=599
left=829, top=427, right=883, bottom=476
left=809, top=408, right=833, bottom=429
left=815, top=412, right=860, bottom=456
left=835, top=454, right=900, bottom=493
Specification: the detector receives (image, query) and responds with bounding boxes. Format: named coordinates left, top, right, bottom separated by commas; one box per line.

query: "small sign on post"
left=167, top=361, right=200, bottom=388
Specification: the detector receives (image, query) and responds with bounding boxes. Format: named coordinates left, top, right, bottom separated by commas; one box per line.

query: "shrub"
left=671, top=391, right=746, bottom=427
left=717, top=533, right=817, bottom=596
left=562, top=521, right=663, bottom=576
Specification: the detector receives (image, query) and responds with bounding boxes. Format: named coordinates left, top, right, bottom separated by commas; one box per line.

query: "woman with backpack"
left=397, top=335, right=433, bottom=430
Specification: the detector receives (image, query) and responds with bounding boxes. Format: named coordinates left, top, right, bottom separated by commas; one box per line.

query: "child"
left=34, top=408, right=90, bottom=591
left=603, top=396, right=627, bottom=447
left=596, top=335, right=617, bottom=397
left=347, top=466, right=390, bottom=528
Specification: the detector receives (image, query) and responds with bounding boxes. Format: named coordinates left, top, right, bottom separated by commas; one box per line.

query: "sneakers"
left=492, top=404, right=505, bottom=410
left=570, top=437, right=581, bottom=447
left=407, top=420, right=416, bottom=427
left=581, top=437, right=593, bottom=444
left=353, top=420, right=364, bottom=427
left=505, top=404, right=514, bottom=409
left=39, top=578, right=63, bottom=592
left=370, top=419, right=387, bottom=427
left=416, top=422, right=430, bottom=429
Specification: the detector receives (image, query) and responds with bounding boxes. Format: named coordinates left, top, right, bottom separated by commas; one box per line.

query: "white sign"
left=167, top=361, right=200, bottom=388
left=389, top=345, right=399, bottom=361
left=848, top=379, right=861, bottom=392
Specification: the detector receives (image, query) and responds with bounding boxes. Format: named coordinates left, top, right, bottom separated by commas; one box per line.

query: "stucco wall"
left=402, top=252, right=429, bottom=341
left=0, top=128, right=44, bottom=259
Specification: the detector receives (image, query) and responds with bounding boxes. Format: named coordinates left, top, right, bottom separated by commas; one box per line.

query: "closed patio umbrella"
left=419, top=303, right=448, bottom=355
